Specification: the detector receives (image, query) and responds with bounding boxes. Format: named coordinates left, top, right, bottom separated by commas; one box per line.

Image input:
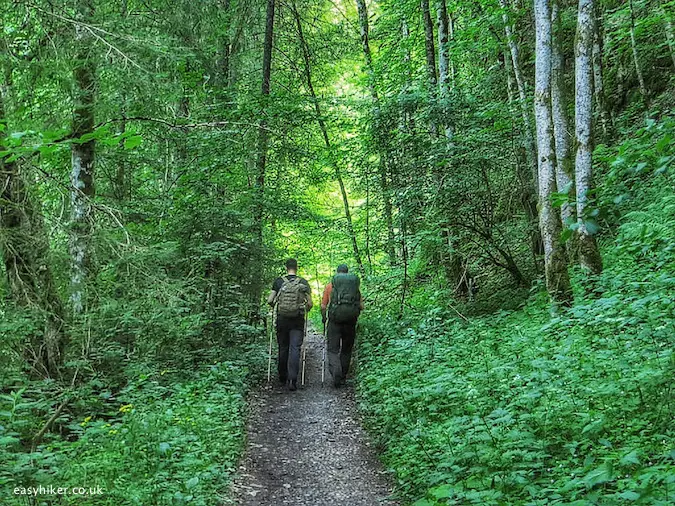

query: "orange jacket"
left=321, top=283, right=364, bottom=317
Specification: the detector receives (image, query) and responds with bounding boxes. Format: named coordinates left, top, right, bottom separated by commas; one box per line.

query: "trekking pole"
left=267, top=308, right=273, bottom=383
left=321, top=319, right=326, bottom=387
left=301, top=309, right=308, bottom=386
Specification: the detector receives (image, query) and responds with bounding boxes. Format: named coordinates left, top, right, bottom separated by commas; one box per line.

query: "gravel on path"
left=228, top=326, right=399, bottom=506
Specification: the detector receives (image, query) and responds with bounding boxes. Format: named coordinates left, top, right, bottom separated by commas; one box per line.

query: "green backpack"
left=328, top=273, right=361, bottom=323
left=276, top=276, right=307, bottom=318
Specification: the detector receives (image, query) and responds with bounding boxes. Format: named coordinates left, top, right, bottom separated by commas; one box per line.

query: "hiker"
left=321, top=264, right=363, bottom=388
left=267, top=258, right=312, bottom=391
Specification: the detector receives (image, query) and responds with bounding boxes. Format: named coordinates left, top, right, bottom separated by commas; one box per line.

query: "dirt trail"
left=229, top=326, right=399, bottom=506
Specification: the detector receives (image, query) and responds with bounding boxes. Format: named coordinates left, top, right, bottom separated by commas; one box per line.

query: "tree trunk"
left=421, top=0, right=439, bottom=137
left=661, top=2, right=675, bottom=69
left=355, top=0, right=396, bottom=266
left=1, top=69, right=66, bottom=377
left=629, top=0, right=647, bottom=99
left=449, top=12, right=457, bottom=88
left=355, top=0, right=378, bottom=102
left=501, top=0, right=543, bottom=260
left=70, top=0, right=96, bottom=315
left=251, top=0, right=275, bottom=310
left=592, top=5, right=612, bottom=139
left=435, top=0, right=453, bottom=140
left=220, top=0, right=232, bottom=88
left=575, top=0, right=603, bottom=274
left=500, top=0, right=538, bottom=186
left=294, top=3, right=365, bottom=275
left=421, top=0, right=438, bottom=89
left=534, top=0, right=573, bottom=305
left=551, top=0, right=576, bottom=250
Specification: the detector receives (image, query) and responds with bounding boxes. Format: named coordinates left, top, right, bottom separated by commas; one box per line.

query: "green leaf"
left=618, top=490, right=641, bottom=501
left=620, top=450, right=640, bottom=466
left=583, top=463, right=613, bottom=488
left=185, top=476, right=199, bottom=490
left=124, top=135, right=143, bottom=150
left=584, top=219, right=600, bottom=235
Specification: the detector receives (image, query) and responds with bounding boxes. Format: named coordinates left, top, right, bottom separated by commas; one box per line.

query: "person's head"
left=285, top=258, right=298, bottom=273
left=336, top=264, right=348, bottom=274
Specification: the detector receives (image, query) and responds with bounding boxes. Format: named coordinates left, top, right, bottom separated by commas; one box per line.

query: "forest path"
left=228, top=325, right=399, bottom=506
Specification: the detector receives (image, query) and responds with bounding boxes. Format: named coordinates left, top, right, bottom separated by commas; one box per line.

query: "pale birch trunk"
left=70, top=0, right=96, bottom=315
left=295, top=2, right=365, bottom=275
left=534, top=0, right=573, bottom=305
left=629, top=0, right=648, bottom=99
left=575, top=0, right=603, bottom=274
left=500, top=0, right=537, bottom=185
left=449, top=12, right=457, bottom=88
left=355, top=0, right=396, bottom=266
left=551, top=0, right=576, bottom=241
left=500, top=0, right=543, bottom=260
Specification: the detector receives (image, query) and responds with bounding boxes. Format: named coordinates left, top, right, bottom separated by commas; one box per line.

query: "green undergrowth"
left=357, top=112, right=675, bottom=505
left=1, top=354, right=263, bottom=505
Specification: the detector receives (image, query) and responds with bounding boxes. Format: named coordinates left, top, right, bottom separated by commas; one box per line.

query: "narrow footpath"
left=229, top=326, right=399, bottom=506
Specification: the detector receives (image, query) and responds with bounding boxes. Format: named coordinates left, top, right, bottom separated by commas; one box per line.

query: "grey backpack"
left=276, top=276, right=307, bottom=318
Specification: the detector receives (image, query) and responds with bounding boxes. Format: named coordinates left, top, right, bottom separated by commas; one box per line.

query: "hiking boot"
left=287, top=379, right=297, bottom=391
left=332, top=375, right=343, bottom=388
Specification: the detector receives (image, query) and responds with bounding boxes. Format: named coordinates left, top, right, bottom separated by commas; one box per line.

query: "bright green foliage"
left=1, top=361, right=255, bottom=505
left=357, top=110, right=675, bottom=504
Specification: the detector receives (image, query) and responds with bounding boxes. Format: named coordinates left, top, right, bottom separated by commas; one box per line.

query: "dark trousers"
left=276, top=316, right=304, bottom=383
left=326, top=320, right=357, bottom=383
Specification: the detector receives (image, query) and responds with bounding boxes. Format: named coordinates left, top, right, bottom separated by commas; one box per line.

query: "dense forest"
left=1, top=0, right=673, bottom=504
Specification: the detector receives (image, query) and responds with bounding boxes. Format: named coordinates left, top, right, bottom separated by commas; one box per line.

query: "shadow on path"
left=228, top=325, right=398, bottom=506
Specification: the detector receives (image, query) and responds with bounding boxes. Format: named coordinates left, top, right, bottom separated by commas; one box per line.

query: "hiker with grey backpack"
left=267, top=258, right=313, bottom=391
left=320, top=264, right=363, bottom=388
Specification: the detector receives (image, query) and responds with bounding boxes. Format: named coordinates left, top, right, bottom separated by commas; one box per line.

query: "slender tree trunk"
left=355, top=0, right=396, bottom=266
left=1, top=69, right=66, bottom=377
left=421, top=0, right=439, bottom=136
left=501, top=0, right=543, bottom=260
left=592, top=5, right=612, bottom=139
left=660, top=2, right=675, bottom=69
left=629, top=0, right=647, bottom=99
left=500, top=0, right=537, bottom=185
left=421, top=0, right=438, bottom=89
left=379, top=158, right=396, bottom=265
left=251, top=0, right=275, bottom=311
left=294, top=3, right=365, bottom=275
left=534, top=0, right=573, bottom=305
left=70, top=0, right=96, bottom=315
left=115, top=106, right=127, bottom=201
left=449, top=12, right=457, bottom=88
left=551, top=0, right=576, bottom=247
left=575, top=0, right=603, bottom=274
left=365, top=173, right=373, bottom=273
left=355, top=0, right=378, bottom=102
left=220, top=0, right=232, bottom=88
left=435, top=0, right=453, bottom=140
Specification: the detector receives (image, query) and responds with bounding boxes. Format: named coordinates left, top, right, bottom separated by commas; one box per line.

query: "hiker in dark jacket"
left=268, top=258, right=312, bottom=391
left=321, top=264, right=363, bottom=388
